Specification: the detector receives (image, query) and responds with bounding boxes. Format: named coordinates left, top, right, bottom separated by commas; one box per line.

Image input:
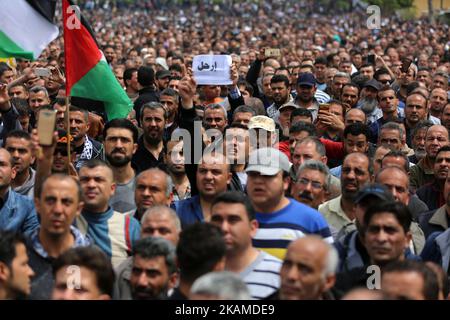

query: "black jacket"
left=133, top=86, right=159, bottom=123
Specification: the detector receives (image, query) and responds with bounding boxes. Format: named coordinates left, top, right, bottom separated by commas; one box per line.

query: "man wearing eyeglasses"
left=409, top=125, right=449, bottom=191
left=291, top=160, right=331, bottom=210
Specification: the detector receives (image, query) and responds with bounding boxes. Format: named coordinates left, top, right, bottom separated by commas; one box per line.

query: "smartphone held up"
left=37, top=109, right=57, bottom=146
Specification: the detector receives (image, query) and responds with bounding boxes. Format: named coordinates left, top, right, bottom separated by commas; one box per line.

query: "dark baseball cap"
left=156, top=70, right=171, bottom=79
left=363, top=79, right=382, bottom=91
left=297, top=73, right=316, bottom=87
left=354, top=183, right=394, bottom=204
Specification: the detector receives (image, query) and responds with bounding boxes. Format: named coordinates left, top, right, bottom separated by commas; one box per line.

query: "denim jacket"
left=0, top=187, right=39, bottom=237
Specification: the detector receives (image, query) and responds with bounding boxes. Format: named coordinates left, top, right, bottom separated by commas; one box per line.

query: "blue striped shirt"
left=253, top=198, right=333, bottom=259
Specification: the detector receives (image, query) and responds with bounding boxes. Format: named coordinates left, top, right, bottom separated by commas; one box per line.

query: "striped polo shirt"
left=253, top=198, right=333, bottom=260
left=240, top=251, right=282, bottom=300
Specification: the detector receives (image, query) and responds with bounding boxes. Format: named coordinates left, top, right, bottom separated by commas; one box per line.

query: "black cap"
left=297, top=72, right=316, bottom=86
left=56, top=129, right=73, bottom=145
left=354, top=183, right=394, bottom=204
left=363, top=79, right=382, bottom=91
left=156, top=70, right=171, bottom=79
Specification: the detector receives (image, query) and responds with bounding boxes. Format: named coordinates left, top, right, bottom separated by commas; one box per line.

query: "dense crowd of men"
left=1, top=0, right=450, bottom=300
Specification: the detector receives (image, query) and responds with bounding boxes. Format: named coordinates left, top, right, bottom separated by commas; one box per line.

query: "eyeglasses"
left=379, top=80, right=391, bottom=85
left=297, top=177, right=324, bottom=190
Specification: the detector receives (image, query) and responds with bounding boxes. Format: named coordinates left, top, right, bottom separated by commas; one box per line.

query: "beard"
left=168, top=163, right=185, bottom=174
left=144, top=131, right=163, bottom=146
left=359, top=97, right=378, bottom=114
left=414, top=148, right=427, bottom=161
left=106, top=152, right=132, bottom=167
left=131, top=285, right=169, bottom=300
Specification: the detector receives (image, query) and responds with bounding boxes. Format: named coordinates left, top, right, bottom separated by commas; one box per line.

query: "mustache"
left=132, top=286, right=168, bottom=300
left=298, top=192, right=313, bottom=201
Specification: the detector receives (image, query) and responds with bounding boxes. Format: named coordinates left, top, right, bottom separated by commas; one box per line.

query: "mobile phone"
left=35, top=67, right=51, bottom=78
left=401, top=58, right=412, bottom=73
left=319, top=103, right=330, bottom=113
left=368, top=54, right=375, bottom=64
left=265, top=48, right=281, bottom=58
left=37, top=109, right=56, bottom=146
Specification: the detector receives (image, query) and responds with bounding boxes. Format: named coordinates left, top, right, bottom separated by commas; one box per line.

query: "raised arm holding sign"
left=193, top=55, right=232, bottom=85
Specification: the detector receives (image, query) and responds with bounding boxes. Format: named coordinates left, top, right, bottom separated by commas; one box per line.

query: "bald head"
left=197, top=152, right=231, bottom=199
left=425, top=125, right=449, bottom=159
left=345, top=108, right=366, bottom=126
left=342, top=288, right=385, bottom=300
left=41, top=174, right=82, bottom=202
left=375, top=166, right=410, bottom=204
left=134, top=168, right=172, bottom=219
left=141, top=205, right=180, bottom=245
left=280, top=236, right=338, bottom=300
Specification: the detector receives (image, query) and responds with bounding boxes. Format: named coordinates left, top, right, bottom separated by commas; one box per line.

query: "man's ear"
left=283, top=174, right=290, bottom=192
left=76, top=201, right=84, bottom=218
left=213, top=256, right=226, bottom=272
left=0, top=261, right=11, bottom=282
left=10, top=165, right=17, bottom=180
left=169, top=272, right=179, bottom=289
left=166, top=192, right=173, bottom=206
left=324, top=274, right=336, bottom=293
left=404, top=231, right=413, bottom=249
left=249, top=219, right=259, bottom=238
left=227, top=171, right=232, bottom=185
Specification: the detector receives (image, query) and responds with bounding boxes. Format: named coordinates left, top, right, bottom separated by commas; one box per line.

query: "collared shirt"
left=368, top=114, right=404, bottom=144
left=419, top=205, right=450, bottom=238
left=172, top=183, right=191, bottom=201
left=363, top=106, right=383, bottom=125
left=173, top=195, right=204, bottom=229
left=293, top=97, right=321, bottom=121
left=318, top=195, right=353, bottom=233
left=266, top=95, right=294, bottom=123
left=131, top=136, right=166, bottom=174
left=29, top=226, right=91, bottom=260
left=409, top=157, right=435, bottom=191
left=416, top=180, right=445, bottom=211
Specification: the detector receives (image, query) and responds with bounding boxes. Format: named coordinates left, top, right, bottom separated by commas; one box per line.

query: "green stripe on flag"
left=70, top=60, right=132, bottom=120
left=0, top=30, right=34, bottom=60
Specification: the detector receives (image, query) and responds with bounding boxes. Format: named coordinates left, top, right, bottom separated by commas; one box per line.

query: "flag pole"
left=63, top=0, right=71, bottom=175
left=65, top=96, right=71, bottom=175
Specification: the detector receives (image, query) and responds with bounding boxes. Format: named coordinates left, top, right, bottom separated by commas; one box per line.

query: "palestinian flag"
left=0, top=0, right=59, bottom=60
left=63, top=0, right=132, bottom=120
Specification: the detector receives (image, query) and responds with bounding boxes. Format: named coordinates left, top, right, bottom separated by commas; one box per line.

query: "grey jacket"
left=13, top=168, right=36, bottom=198
left=435, top=229, right=450, bottom=272
left=113, top=256, right=133, bottom=300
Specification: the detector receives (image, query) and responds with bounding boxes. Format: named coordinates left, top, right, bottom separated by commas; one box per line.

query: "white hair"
left=323, top=243, right=339, bottom=278
left=190, top=271, right=251, bottom=300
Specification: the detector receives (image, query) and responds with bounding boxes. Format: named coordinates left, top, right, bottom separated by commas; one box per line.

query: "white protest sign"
left=193, top=55, right=232, bottom=85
